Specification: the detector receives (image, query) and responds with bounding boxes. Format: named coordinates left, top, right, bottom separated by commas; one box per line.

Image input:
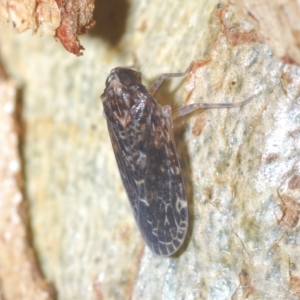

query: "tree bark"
left=0, top=0, right=300, bottom=299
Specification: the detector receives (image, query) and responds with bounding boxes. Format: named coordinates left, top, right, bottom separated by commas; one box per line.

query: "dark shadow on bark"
left=89, top=0, right=130, bottom=46
left=15, top=86, right=57, bottom=299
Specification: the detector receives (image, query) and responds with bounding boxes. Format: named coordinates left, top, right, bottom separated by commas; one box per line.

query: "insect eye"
left=119, top=71, right=134, bottom=86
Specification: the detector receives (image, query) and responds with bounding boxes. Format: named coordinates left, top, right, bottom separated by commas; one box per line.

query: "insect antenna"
left=84, top=62, right=108, bottom=76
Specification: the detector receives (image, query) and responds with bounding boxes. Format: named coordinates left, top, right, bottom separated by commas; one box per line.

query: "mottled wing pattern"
left=138, top=105, right=188, bottom=256
left=105, top=94, right=188, bottom=256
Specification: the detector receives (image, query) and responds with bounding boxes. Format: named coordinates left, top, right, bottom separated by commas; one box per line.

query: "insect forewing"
left=101, top=67, right=188, bottom=256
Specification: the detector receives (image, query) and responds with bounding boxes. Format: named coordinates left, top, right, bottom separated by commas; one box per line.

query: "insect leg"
left=149, top=62, right=194, bottom=96
left=172, top=95, right=254, bottom=120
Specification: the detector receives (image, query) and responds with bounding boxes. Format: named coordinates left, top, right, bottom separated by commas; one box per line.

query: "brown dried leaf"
left=55, top=0, right=95, bottom=56
left=0, top=0, right=95, bottom=55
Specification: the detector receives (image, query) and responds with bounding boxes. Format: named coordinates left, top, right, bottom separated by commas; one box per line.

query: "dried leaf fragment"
left=0, top=0, right=95, bottom=55
left=55, top=0, right=95, bottom=56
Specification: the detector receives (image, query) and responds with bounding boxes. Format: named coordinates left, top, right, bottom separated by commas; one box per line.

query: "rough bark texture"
left=0, top=65, right=55, bottom=300
left=0, top=0, right=300, bottom=299
left=232, top=0, right=300, bottom=65
left=0, top=0, right=95, bottom=55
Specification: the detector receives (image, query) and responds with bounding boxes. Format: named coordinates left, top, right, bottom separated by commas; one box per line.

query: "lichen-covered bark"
left=233, top=0, right=300, bottom=65
left=0, top=0, right=300, bottom=299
